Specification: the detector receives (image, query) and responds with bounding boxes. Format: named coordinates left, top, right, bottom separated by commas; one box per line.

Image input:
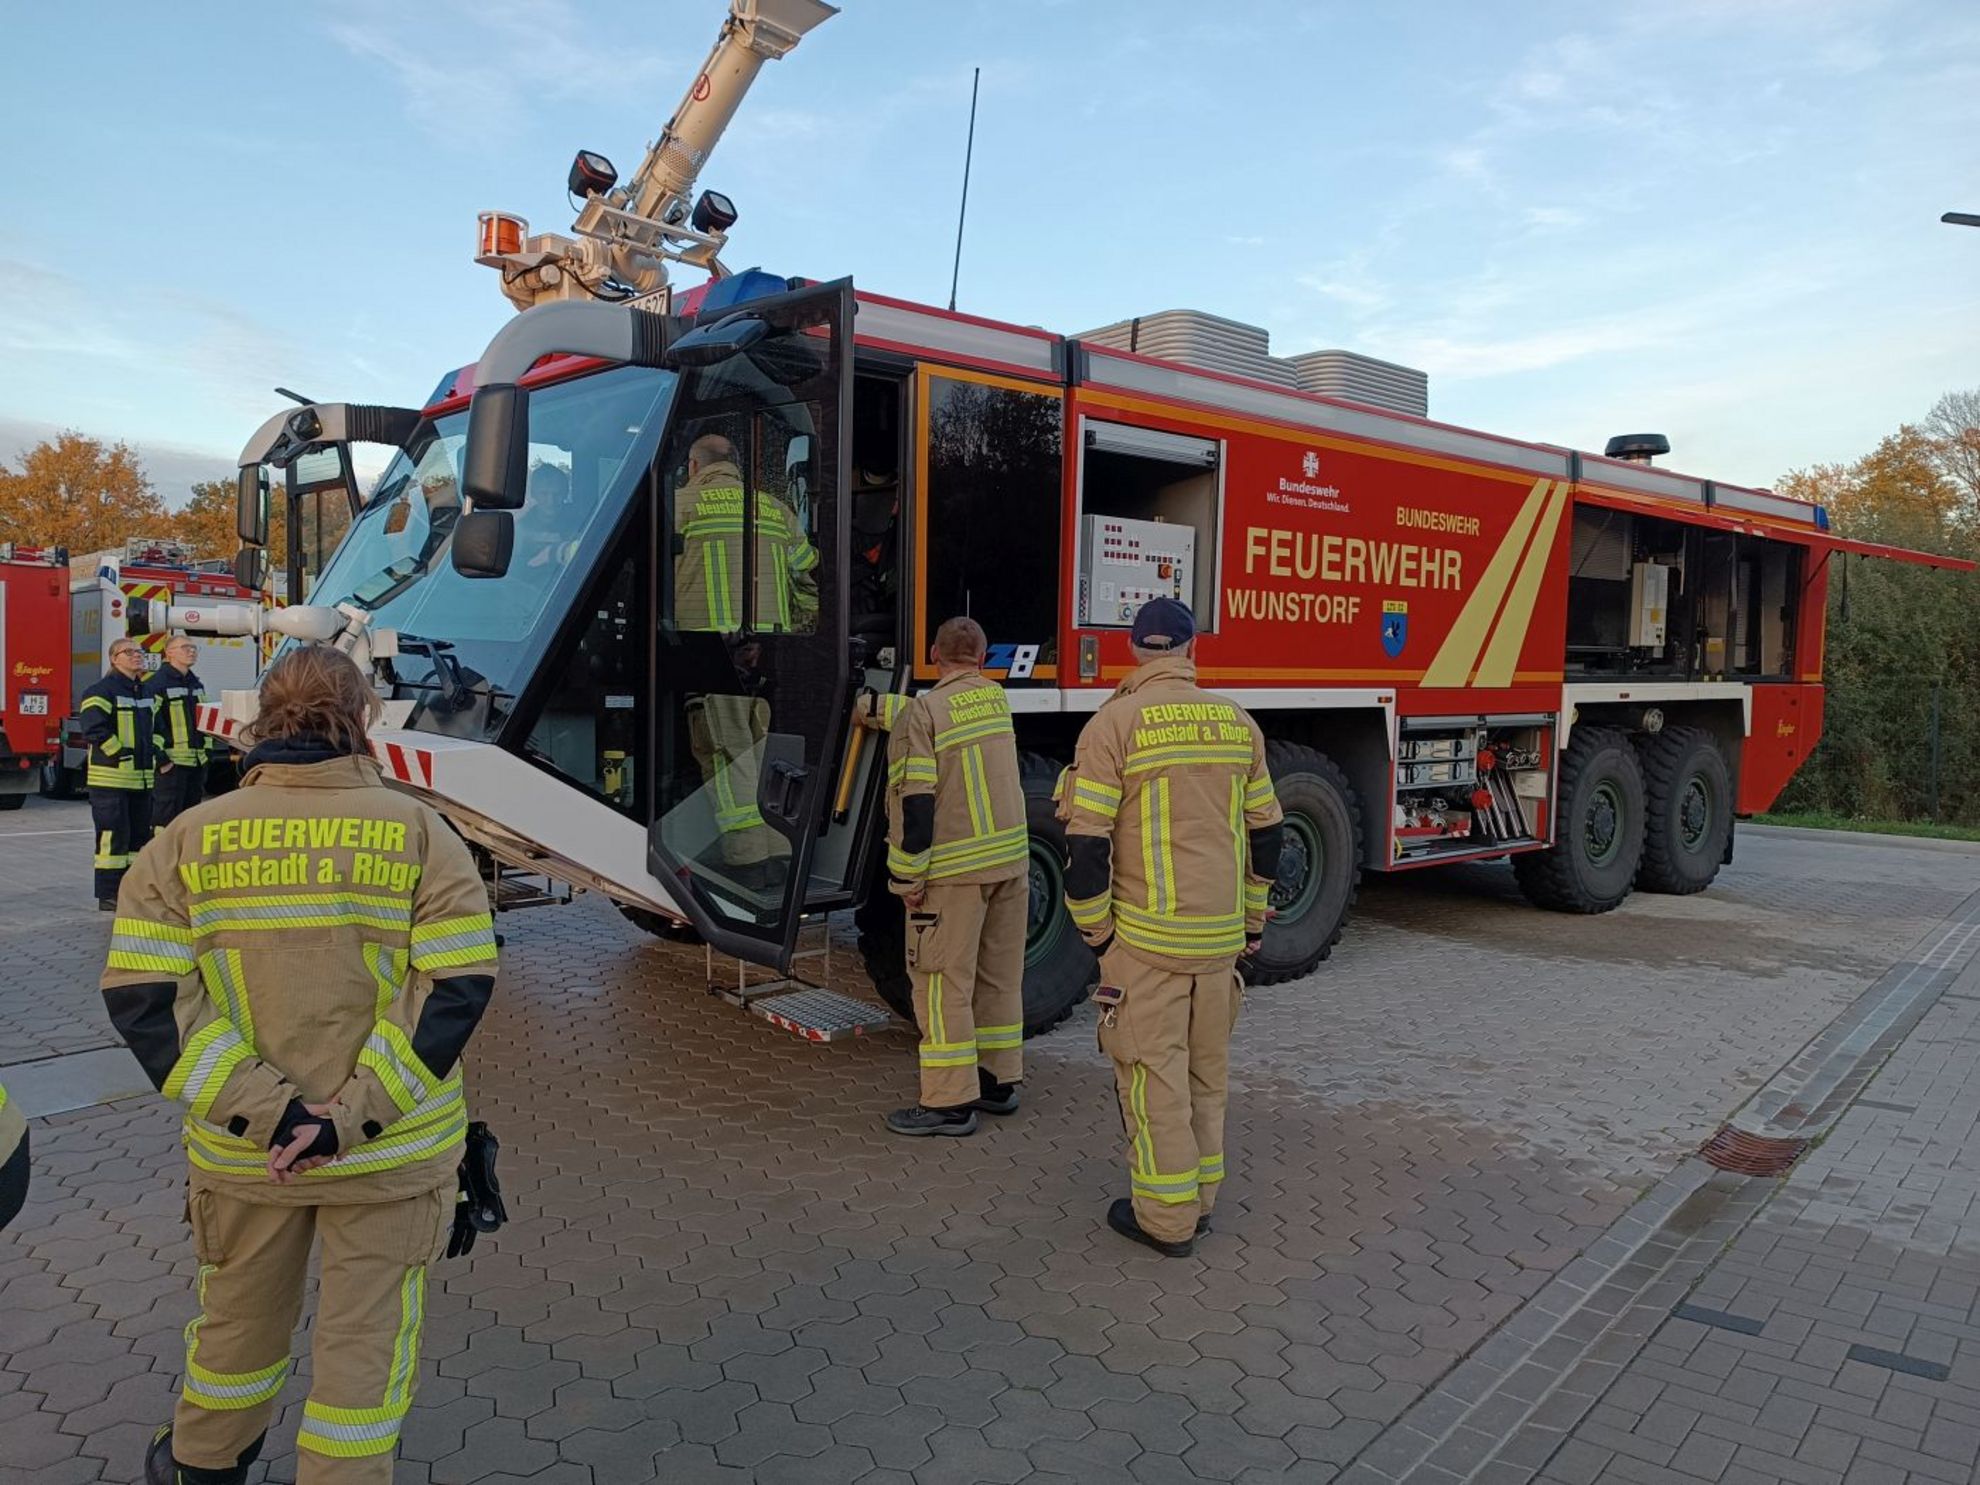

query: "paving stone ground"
left=2, top=796, right=1976, bottom=1483
left=1536, top=952, right=1980, bottom=1485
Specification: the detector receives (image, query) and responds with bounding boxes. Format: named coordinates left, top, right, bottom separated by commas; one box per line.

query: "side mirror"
left=663, top=314, right=769, bottom=370
left=451, top=510, right=515, bottom=579
left=237, top=467, right=269, bottom=546
left=233, top=547, right=266, bottom=590
left=462, top=383, right=531, bottom=510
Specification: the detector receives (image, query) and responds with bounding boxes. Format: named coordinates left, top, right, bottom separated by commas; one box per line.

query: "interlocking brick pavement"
left=1, top=795, right=1974, bottom=1483
left=1534, top=951, right=1980, bottom=1485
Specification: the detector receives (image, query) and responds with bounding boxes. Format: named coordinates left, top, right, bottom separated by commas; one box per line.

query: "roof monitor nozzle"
left=1605, top=433, right=1670, bottom=465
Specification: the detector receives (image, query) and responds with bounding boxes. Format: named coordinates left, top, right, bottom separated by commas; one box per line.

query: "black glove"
left=447, top=1122, right=508, bottom=1259
left=270, top=1099, right=338, bottom=1160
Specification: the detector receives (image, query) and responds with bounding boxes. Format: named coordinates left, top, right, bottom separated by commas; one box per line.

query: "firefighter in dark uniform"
left=148, top=635, right=214, bottom=830
left=81, top=636, right=158, bottom=909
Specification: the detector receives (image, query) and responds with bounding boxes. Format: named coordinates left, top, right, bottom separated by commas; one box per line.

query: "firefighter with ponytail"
left=100, top=646, right=501, bottom=1485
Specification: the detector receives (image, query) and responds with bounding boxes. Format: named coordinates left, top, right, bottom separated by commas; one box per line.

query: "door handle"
left=761, top=759, right=809, bottom=822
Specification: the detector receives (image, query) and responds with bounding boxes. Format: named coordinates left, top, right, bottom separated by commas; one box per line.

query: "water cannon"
left=475, top=0, right=836, bottom=312
left=125, top=596, right=348, bottom=645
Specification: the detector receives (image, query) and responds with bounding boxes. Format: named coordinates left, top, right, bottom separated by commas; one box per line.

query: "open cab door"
left=639, top=280, right=860, bottom=973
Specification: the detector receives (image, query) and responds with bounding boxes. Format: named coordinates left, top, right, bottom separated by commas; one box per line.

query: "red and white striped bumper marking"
left=376, top=740, right=435, bottom=789
left=194, top=704, right=240, bottom=741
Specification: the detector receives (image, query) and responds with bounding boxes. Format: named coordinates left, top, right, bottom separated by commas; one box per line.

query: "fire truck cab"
left=0, top=545, right=69, bottom=809
left=218, top=278, right=1966, bottom=1040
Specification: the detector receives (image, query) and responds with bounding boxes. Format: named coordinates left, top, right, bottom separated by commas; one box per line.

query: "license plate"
left=17, top=693, right=48, bottom=715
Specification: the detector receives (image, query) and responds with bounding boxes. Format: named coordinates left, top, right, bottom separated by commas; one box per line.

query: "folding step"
left=704, top=918, right=897, bottom=1042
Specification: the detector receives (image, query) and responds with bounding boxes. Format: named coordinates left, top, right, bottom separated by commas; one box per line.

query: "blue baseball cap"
left=1130, top=597, right=1196, bottom=651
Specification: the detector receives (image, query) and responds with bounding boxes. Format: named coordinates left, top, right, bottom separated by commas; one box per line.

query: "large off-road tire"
left=1513, top=725, right=1645, bottom=913
left=39, top=760, right=81, bottom=800
left=618, top=903, right=703, bottom=944
left=855, top=752, right=1095, bottom=1038
left=1635, top=726, right=1732, bottom=895
left=1246, top=741, right=1363, bottom=986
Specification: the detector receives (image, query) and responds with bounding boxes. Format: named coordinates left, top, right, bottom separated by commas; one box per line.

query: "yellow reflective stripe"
left=386, top=1265, right=425, bottom=1409
left=199, top=949, right=256, bottom=1052
left=874, top=693, right=908, bottom=728
left=185, top=1354, right=290, bottom=1410
left=164, top=1021, right=250, bottom=1120
left=1230, top=778, right=1246, bottom=916
left=357, top=1022, right=429, bottom=1115
left=962, top=746, right=992, bottom=837
left=81, top=694, right=113, bottom=714
left=789, top=538, right=819, bottom=574
left=1123, top=744, right=1254, bottom=775
left=927, top=970, right=945, bottom=1046
left=918, top=1043, right=978, bottom=1066
left=934, top=716, right=1014, bottom=752
left=1072, top=781, right=1121, bottom=820
left=1244, top=775, right=1277, bottom=811
left=1129, top=1062, right=1156, bottom=1177
left=1244, top=879, right=1271, bottom=914
left=365, top=942, right=407, bottom=1016
left=1066, top=890, right=1112, bottom=928
left=87, top=767, right=150, bottom=789
left=1132, top=1169, right=1201, bottom=1204
left=887, top=844, right=930, bottom=877
left=977, top=1023, right=1022, bottom=1050
left=1199, top=1153, right=1226, bottom=1184
left=889, top=755, right=938, bottom=788
left=410, top=913, right=497, bottom=972
left=298, top=1400, right=411, bottom=1457
left=109, top=915, right=198, bottom=973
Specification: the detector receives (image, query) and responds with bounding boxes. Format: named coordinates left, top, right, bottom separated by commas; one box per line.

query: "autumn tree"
left=0, top=431, right=169, bottom=554
left=174, top=478, right=241, bottom=561
left=1773, top=392, right=1980, bottom=825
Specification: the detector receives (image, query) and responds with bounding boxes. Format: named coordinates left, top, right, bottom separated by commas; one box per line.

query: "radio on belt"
left=1077, top=515, right=1195, bottom=628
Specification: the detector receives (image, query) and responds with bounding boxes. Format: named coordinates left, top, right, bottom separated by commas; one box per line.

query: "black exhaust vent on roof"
left=1604, top=433, right=1670, bottom=464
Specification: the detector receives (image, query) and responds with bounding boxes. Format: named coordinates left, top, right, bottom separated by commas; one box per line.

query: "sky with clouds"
left=1, top=0, right=1975, bottom=503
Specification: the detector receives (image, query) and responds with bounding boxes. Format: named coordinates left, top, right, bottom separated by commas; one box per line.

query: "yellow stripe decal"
left=1472, top=477, right=1572, bottom=687
left=1420, top=478, right=1553, bottom=687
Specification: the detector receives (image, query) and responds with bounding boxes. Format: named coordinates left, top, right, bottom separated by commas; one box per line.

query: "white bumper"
left=198, top=705, right=686, bottom=921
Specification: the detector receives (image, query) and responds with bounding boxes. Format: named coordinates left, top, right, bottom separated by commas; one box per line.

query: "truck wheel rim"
left=1679, top=775, right=1713, bottom=850
left=1026, top=842, right=1065, bottom=968
left=1585, top=780, right=1623, bottom=866
left=1272, top=813, right=1322, bottom=921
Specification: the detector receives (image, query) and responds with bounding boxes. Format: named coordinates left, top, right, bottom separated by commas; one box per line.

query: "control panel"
left=1077, top=515, right=1195, bottom=628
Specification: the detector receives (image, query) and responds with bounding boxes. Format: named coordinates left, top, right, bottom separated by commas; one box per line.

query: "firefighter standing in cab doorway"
left=100, top=647, right=501, bottom=1485
left=149, top=635, right=215, bottom=830
left=81, top=636, right=158, bottom=910
left=673, top=431, right=821, bottom=882
left=1060, top=599, right=1283, bottom=1255
left=860, top=616, right=1028, bottom=1135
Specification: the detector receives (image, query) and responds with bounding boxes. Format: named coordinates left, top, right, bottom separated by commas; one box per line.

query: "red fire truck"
left=0, top=545, right=69, bottom=810
left=189, top=0, right=1968, bottom=1042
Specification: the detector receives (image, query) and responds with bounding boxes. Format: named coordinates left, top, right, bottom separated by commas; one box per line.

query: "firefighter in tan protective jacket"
left=1060, top=598, right=1283, bottom=1257
left=859, top=616, right=1028, bottom=1136
left=100, top=647, right=499, bottom=1485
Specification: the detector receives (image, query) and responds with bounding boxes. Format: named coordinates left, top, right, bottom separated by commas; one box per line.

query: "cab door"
left=645, top=280, right=854, bottom=972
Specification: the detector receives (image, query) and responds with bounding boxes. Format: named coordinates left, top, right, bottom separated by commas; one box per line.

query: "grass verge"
left=1753, top=811, right=1980, bottom=843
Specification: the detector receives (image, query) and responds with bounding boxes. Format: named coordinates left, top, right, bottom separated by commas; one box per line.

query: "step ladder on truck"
left=139, top=0, right=1971, bottom=1054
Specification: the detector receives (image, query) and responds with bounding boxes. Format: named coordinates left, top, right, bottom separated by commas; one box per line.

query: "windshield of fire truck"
left=303, top=365, right=675, bottom=742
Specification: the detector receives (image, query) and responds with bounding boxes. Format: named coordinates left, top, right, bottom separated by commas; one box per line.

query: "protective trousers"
left=687, top=693, right=776, bottom=869
left=174, top=1184, right=449, bottom=1483
left=1096, top=949, right=1242, bottom=1244
left=90, top=787, right=152, bottom=901
left=150, top=764, right=206, bottom=831
left=906, top=877, right=1026, bottom=1107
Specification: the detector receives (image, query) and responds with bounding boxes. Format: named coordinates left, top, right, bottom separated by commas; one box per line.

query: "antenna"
left=947, top=67, right=980, bottom=314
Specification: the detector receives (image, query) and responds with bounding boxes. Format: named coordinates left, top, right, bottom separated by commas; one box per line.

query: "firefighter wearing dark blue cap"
left=1057, top=598, right=1284, bottom=1256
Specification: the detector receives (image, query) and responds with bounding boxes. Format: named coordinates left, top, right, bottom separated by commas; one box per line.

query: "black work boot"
left=971, top=1066, right=1020, bottom=1116
left=1106, top=1197, right=1196, bottom=1258
left=885, top=1104, right=978, bottom=1137
left=145, top=1425, right=265, bottom=1485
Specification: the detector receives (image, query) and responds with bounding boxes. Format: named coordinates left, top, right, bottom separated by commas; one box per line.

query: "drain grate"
left=1699, top=1124, right=1808, bottom=1176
